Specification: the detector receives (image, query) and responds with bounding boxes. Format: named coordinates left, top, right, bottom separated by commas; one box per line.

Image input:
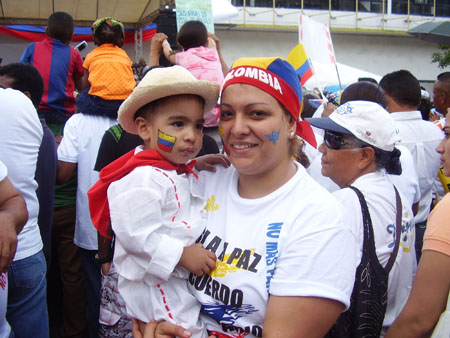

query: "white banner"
left=299, top=14, right=336, bottom=66
left=176, top=0, right=215, bottom=33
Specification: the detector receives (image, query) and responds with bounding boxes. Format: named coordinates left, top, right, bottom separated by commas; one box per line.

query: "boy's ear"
left=135, top=117, right=152, bottom=142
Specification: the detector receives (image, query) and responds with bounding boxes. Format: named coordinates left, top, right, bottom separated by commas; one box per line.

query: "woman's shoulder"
left=297, top=166, right=342, bottom=204
left=423, top=193, right=450, bottom=255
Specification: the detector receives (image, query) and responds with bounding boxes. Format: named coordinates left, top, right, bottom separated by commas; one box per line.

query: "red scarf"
left=88, top=148, right=197, bottom=239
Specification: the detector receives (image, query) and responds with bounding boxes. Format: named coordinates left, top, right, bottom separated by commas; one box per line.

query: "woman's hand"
left=195, top=154, right=230, bottom=172
left=321, top=102, right=337, bottom=118
left=132, top=319, right=217, bottom=338
left=132, top=319, right=192, bottom=338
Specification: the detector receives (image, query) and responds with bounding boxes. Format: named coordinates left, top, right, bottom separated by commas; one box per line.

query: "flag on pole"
left=288, top=43, right=315, bottom=86
left=299, top=14, right=336, bottom=66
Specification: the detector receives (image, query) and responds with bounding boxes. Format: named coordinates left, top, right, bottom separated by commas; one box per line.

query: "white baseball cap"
left=306, top=100, right=400, bottom=152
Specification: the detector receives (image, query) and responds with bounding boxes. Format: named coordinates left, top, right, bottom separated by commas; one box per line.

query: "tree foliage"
left=432, top=44, right=450, bottom=69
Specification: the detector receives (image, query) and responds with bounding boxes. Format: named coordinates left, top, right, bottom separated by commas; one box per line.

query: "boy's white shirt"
left=109, top=146, right=208, bottom=337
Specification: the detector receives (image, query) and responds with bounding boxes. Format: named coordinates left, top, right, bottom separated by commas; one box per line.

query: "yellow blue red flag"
left=288, top=43, right=314, bottom=86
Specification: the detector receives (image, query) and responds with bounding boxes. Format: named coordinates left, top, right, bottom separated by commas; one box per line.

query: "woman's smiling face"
left=436, top=118, right=450, bottom=176
left=219, top=83, right=295, bottom=178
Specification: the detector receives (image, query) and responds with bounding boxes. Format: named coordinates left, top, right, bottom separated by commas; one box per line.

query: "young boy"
left=20, top=11, right=85, bottom=125
left=88, top=65, right=220, bottom=337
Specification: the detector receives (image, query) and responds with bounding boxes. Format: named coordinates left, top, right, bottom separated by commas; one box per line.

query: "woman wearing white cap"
left=306, top=100, right=416, bottom=337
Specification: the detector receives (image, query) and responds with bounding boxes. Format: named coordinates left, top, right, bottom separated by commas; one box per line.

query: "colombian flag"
left=157, top=130, right=176, bottom=153
left=288, top=43, right=314, bottom=86
left=0, top=23, right=156, bottom=44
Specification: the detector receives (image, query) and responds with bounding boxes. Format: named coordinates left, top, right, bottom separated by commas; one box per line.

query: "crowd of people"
left=0, top=9, right=449, bottom=338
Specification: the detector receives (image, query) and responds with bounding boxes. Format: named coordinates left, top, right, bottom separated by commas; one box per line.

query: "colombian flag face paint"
left=157, top=129, right=176, bottom=153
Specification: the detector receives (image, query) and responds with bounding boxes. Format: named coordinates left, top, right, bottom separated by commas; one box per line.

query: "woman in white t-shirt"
left=307, top=101, right=416, bottom=337
left=133, top=57, right=359, bottom=338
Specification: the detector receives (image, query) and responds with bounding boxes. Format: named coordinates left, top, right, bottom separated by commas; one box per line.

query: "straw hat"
left=118, top=65, right=220, bottom=134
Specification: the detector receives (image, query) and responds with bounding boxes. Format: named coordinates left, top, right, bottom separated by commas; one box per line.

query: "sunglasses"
left=324, top=130, right=362, bottom=150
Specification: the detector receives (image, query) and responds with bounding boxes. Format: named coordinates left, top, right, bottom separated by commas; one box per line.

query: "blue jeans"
left=7, top=250, right=49, bottom=338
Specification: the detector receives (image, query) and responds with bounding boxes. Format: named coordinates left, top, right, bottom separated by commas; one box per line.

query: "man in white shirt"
left=0, top=88, right=49, bottom=337
left=380, top=69, right=443, bottom=261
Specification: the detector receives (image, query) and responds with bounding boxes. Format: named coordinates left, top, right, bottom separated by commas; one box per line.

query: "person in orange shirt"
left=77, top=17, right=135, bottom=118
left=386, top=117, right=450, bottom=338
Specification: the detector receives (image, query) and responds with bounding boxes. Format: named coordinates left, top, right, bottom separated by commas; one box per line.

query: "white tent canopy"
left=304, top=60, right=382, bottom=91
left=0, top=0, right=237, bottom=27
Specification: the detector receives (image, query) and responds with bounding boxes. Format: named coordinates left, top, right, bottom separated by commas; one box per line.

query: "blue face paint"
left=265, top=129, right=280, bottom=144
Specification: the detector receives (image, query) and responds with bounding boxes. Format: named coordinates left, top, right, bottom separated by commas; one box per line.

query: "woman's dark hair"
left=93, top=20, right=124, bottom=47
left=340, top=82, right=387, bottom=108
left=177, top=21, right=208, bottom=51
left=357, top=138, right=402, bottom=175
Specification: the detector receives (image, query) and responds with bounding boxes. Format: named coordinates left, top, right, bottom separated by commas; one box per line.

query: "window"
left=231, top=0, right=449, bottom=16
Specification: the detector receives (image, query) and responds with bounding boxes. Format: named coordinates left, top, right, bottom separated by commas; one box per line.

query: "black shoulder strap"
left=348, top=186, right=377, bottom=252
left=385, top=186, right=402, bottom=273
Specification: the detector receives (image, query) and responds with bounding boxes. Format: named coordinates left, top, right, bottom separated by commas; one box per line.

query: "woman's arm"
left=208, top=33, right=229, bottom=77
left=0, top=176, right=28, bottom=272
left=162, top=40, right=176, bottom=65
left=149, top=33, right=168, bottom=67
left=263, top=295, right=344, bottom=338
left=385, top=250, right=450, bottom=338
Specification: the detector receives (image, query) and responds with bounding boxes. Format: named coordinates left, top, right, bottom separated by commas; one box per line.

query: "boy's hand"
left=101, top=262, right=111, bottom=276
left=195, top=154, right=230, bottom=172
left=178, top=243, right=216, bottom=276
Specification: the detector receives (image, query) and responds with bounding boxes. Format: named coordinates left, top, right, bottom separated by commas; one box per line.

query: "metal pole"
left=328, top=0, right=331, bottom=27
left=407, top=0, right=410, bottom=30
left=243, top=0, right=246, bottom=25
left=134, top=28, right=143, bottom=62
left=273, top=0, right=275, bottom=26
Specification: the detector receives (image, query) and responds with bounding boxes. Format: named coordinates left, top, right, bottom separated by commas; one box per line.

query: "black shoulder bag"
left=325, top=185, right=402, bottom=338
